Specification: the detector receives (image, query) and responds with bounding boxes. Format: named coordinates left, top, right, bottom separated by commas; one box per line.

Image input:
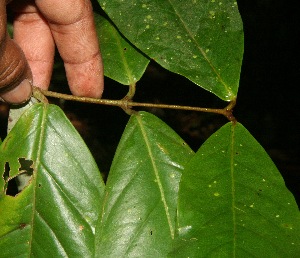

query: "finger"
left=0, top=2, right=32, bottom=103
left=36, top=0, right=104, bottom=98
left=0, top=79, right=33, bottom=104
left=11, top=1, right=55, bottom=90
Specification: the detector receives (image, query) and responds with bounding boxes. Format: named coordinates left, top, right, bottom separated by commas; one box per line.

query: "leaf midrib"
left=230, top=123, right=237, bottom=258
left=111, top=21, right=135, bottom=85
left=136, top=115, right=175, bottom=239
left=165, top=0, right=232, bottom=97
left=28, top=104, right=48, bottom=257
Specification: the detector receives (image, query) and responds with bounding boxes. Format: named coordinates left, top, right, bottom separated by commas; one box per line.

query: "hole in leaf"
left=18, top=158, right=34, bottom=175
left=3, top=158, right=34, bottom=196
left=6, top=178, right=18, bottom=196
left=3, top=162, right=10, bottom=181
left=15, top=158, right=34, bottom=192
left=3, top=162, right=18, bottom=196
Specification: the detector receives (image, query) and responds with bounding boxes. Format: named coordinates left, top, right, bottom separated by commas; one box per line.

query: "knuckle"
left=0, top=53, right=29, bottom=94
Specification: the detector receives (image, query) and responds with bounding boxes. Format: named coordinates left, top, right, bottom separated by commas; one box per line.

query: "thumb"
left=0, top=1, right=32, bottom=104
left=0, top=35, right=33, bottom=104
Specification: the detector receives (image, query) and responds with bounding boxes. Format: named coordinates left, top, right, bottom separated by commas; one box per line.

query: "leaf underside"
left=95, top=13, right=150, bottom=86
left=98, top=0, right=244, bottom=101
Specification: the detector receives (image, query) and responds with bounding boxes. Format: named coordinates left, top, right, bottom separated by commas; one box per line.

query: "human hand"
left=0, top=0, right=104, bottom=104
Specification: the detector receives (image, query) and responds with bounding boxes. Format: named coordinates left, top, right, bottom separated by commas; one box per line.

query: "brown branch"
left=35, top=87, right=237, bottom=122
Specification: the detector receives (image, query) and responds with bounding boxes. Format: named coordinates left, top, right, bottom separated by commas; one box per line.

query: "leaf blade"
left=98, top=0, right=243, bottom=100
left=95, top=13, right=150, bottom=85
left=172, top=122, right=300, bottom=257
left=96, top=111, right=194, bottom=257
left=0, top=104, right=105, bottom=257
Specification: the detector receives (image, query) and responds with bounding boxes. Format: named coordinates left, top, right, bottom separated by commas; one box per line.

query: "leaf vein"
left=34, top=210, right=68, bottom=257
left=167, top=0, right=232, bottom=96
left=230, top=123, right=237, bottom=258
left=136, top=115, right=174, bottom=238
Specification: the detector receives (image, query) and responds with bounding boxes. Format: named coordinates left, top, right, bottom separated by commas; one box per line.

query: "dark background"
left=1, top=0, right=299, bottom=205
left=237, top=0, right=300, bottom=205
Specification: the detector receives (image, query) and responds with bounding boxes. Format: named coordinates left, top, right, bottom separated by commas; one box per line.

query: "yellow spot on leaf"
left=209, top=11, right=216, bottom=19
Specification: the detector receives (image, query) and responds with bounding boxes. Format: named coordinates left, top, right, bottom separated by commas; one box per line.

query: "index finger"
left=37, top=0, right=104, bottom=97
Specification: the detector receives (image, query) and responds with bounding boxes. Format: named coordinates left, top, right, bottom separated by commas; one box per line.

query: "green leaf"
left=0, top=103, right=105, bottom=257
left=98, top=0, right=243, bottom=101
left=95, top=13, right=150, bottom=85
left=171, top=122, right=300, bottom=257
left=95, top=111, right=194, bottom=257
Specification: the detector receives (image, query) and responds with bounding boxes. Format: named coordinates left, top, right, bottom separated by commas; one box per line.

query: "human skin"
left=0, top=0, right=104, bottom=103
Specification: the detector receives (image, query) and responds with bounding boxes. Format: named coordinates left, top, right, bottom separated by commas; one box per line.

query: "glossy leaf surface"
left=0, top=104, right=105, bottom=257
left=95, top=111, right=194, bottom=257
left=171, top=122, right=300, bottom=257
left=98, top=0, right=243, bottom=101
left=95, top=13, right=150, bottom=85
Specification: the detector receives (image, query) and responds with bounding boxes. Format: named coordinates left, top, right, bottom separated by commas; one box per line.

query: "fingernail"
left=0, top=79, right=32, bottom=104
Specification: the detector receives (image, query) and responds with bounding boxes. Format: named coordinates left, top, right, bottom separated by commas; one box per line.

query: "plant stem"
left=35, top=87, right=237, bottom=122
left=126, top=83, right=136, bottom=100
